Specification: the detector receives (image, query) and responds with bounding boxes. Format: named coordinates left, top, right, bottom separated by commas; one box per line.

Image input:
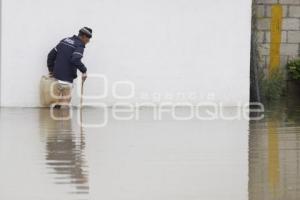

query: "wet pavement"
left=0, top=102, right=299, bottom=200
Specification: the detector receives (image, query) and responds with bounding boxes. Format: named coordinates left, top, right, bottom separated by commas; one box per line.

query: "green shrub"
left=260, top=70, right=285, bottom=102
left=287, top=59, right=300, bottom=80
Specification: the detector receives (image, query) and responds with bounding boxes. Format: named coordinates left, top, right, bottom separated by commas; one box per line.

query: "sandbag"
left=40, top=76, right=58, bottom=106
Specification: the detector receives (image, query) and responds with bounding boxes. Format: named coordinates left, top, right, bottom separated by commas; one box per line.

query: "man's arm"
left=70, top=46, right=87, bottom=73
left=47, top=47, right=58, bottom=73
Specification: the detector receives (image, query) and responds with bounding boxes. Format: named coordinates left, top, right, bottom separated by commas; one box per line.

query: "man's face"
left=81, top=35, right=90, bottom=45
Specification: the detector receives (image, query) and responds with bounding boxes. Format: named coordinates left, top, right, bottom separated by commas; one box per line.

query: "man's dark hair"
left=79, top=27, right=93, bottom=38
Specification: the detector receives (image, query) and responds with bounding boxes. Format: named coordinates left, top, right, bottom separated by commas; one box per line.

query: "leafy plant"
left=287, top=59, right=300, bottom=80
left=259, top=70, right=285, bottom=102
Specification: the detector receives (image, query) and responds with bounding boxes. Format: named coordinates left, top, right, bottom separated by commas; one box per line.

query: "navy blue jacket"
left=47, top=35, right=87, bottom=83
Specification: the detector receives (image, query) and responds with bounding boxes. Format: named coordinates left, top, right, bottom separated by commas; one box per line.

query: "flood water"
left=0, top=101, right=299, bottom=200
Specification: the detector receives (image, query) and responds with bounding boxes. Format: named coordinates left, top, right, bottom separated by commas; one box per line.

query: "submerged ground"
left=0, top=99, right=299, bottom=200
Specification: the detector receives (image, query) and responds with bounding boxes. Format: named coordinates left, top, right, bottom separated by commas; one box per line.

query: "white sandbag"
left=40, top=76, right=57, bottom=106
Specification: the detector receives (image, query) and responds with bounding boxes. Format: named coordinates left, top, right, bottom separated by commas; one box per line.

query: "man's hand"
left=49, top=72, right=54, bottom=78
left=82, top=73, right=87, bottom=82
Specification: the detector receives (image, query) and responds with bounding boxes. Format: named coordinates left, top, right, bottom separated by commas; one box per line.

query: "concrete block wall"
left=254, top=0, right=300, bottom=73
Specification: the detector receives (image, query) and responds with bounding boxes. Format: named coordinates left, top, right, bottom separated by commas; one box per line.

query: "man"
left=47, top=27, right=92, bottom=108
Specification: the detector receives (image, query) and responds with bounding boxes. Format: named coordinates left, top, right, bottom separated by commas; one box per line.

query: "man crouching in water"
left=47, top=27, right=92, bottom=109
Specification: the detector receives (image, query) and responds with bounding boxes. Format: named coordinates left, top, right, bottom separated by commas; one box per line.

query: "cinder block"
left=265, top=31, right=287, bottom=43
left=289, top=6, right=300, bottom=17
left=257, top=18, right=271, bottom=30
left=256, top=55, right=266, bottom=69
left=288, top=55, right=300, bottom=61
left=266, top=5, right=288, bottom=17
left=256, top=0, right=278, bottom=4
left=258, top=43, right=270, bottom=56
left=265, top=31, right=271, bottom=42
left=265, top=55, right=270, bottom=68
left=280, top=55, right=289, bottom=67
left=287, top=31, right=300, bottom=42
left=264, top=54, right=291, bottom=69
left=282, top=18, right=300, bottom=30
left=280, top=43, right=299, bottom=55
left=279, top=0, right=300, bottom=4
left=282, top=31, right=288, bottom=42
left=264, top=56, right=289, bottom=72
left=255, top=5, right=266, bottom=18
left=256, top=31, right=266, bottom=43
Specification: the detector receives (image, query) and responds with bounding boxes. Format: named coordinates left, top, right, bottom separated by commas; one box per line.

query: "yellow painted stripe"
left=269, top=5, right=283, bottom=74
left=268, top=121, right=280, bottom=195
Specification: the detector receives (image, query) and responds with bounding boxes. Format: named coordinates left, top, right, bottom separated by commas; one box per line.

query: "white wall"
left=0, top=0, right=252, bottom=107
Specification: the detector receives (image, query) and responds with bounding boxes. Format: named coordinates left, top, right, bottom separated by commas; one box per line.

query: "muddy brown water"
left=0, top=102, right=299, bottom=200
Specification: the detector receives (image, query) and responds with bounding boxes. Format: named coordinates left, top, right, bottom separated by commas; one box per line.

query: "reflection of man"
left=39, top=109, right=89, bottom=193
left=47, top=27, right=92, bottom=108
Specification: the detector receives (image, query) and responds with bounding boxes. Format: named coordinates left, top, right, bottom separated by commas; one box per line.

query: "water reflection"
left=249, top=99, right=300, bottom=200
left=39, top=109, right=89, bottom=197
left=0, top=107, right=249, bottom=200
